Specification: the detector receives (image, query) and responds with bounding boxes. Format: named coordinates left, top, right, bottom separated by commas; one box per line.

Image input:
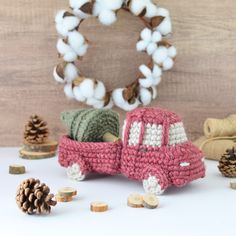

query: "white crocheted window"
left=143, top=123, right=162, bottom=147
left=168, top=122, right=188, bottom=145
left=128, top=122, right=141, bottom=146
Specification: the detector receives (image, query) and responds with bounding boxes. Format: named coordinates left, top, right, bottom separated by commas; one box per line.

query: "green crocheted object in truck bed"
left=61, top=109, right=120, bottom=142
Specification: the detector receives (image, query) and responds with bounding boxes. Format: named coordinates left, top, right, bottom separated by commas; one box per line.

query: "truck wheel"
left=66, top=163, right=86, bottom=181
left=143, top=175, right=166, bottom=195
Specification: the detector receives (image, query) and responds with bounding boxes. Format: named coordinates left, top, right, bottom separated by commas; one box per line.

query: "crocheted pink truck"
left=59, top=108, right=205, bottom=195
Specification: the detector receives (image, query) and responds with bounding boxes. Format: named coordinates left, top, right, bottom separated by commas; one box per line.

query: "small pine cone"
left=16, top=178, right=57, bottom=215
left=24, top=115, right=49, bottom=144
left=218, top=147, right=236, bottom=177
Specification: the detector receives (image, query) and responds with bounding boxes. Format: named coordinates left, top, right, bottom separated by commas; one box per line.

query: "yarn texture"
left=58, top=107, right=205, bottom=194
left=195, top=115, right=236, bottom=161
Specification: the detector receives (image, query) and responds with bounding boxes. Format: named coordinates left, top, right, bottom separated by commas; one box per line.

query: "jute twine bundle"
left=194, top=115, right=236, bottom=161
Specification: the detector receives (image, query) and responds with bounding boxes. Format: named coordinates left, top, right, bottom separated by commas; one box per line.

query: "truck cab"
left=121, top=107, right=205, bottom=195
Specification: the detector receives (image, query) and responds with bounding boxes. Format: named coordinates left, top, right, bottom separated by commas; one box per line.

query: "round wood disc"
left=23, top=140, right=58, bottom=153
left=143, top=193, right=159, bottom=209
left=19, top=149, right=56, bottom=160
left=90, top=202, right=108, bottom=212
left=9, top=164, right=25, bottom=174
left=55, top=194, right=73, bottom=202
left=58, top=187, right=77, bottom=197
left=127, top=193, right=143, bottom=208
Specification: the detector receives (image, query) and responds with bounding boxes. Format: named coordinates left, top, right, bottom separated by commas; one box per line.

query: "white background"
left=0, top=148, right=235, bottom=236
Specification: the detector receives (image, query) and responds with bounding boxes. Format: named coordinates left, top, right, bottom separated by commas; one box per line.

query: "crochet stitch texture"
left=58, top=107, right=205, bottom=193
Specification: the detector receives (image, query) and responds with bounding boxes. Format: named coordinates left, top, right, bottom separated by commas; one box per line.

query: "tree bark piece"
left=127, top=193, right=143, bottom=208
left=90, top=202, right=108, bottom=212
left=142, top=193, right=159, bottom=209
left=9, top=164, right=26, bottom=174
left=23, top=140, right=58, bottom=153
left=58, top=187, right=77, bottom=197
left=19, top=149, right=56, bottom=160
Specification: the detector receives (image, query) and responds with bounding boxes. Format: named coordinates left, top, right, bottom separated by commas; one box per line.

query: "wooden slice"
left=143, top=193, right=159, bottom=209
left=90, top=202, right=108, bottom=212
left=127, top=193, right=143, bottom=208
left=9, top=164, right=25, bottom=174
left=19, top=149, right=56, bottom=160
left=230, top=182, right=236, bottom=189
left=23, top=140, right=58, bottom=153
left=55, top=194, right=73, bottom=202
left=58, top=187, right=77, bottom=197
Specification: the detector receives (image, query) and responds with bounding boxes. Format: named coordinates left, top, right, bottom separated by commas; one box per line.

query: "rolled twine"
left=204, top=115, right=236, bottom=138
left=194, top=115, right=236, bottom=161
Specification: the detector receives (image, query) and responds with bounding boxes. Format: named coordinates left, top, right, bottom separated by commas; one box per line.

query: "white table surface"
left=0, top=147, right=235, bottom=236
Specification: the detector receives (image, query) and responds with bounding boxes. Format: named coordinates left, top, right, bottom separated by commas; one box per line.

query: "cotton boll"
left=156, top=7, right=169, bottom=17
left=98, top=10, right=117, bottom=25
left=79, top=79, right=94, bottom=98
left=57, top=39, right=77, bottom=62
left=62, top=15, right=80, bottom=31
left=129, top=0, right=145, bottom=16
left=141, top=28, right=152, bottom=41
left=145, top=3, right=158, bottom=18
left=64, top=83, right=74, bottom=99
left=152, top=31, right=162, bottom=43
left=64, top=63, right=78, bottom=82
left=56, top=24, right=68, bottom=37
left=153, top=64, right=162, bottom=77
left=139, top=77, right=153, bottom=88
left=76, top=44, right=88, bottom=57
left=152, top=46, right=168, bottom=64
left=94, top=81, right=106, bottom=99
left=112, top=88, right=126, bottom=107
left=104, top=99, right=114, bottom=109
left=55, top=10, right=66, bottom=24
left=147, top=43, right=157, bottom=55
left=53, top=66, right=65, bottom=83
left=152, top=76, right=161, bottom=86
left=140, top=87, right=152, bottom=105
left=69, top=0, right=88, bottom=9
left=156, top=17, right=172, bottom=36
left=162, top=57, right=174, bottom=71
left=93, top=2, right=102, bottom=16
left=73, top=86, right=86, bottom=102
left=151, top=86, right=157, bottom=99
left=139, top=64, right=152, bottom=77
left=122, top=99, right=140, bottom=111
left=86, top=97, right=104, bottom=108
left=68, top=31, right=85, bottom=50
left=101, top=0, right=123, bottom=10
left=136, top=40, right=148, bottom=51
left=168, top=46, right=177, bottom=58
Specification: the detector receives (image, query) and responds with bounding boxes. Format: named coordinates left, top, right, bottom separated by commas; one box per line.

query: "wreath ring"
left=54, top=0, right=177, bottom=111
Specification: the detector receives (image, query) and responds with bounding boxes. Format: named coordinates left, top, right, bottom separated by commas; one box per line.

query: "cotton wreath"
left=54, top=0, right=177, bottom=111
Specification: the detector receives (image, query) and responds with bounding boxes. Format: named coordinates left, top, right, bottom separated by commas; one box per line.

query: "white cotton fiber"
left=94, top=81, right=106, bottom=99
left=63, top=51, right=78, bottom=62
left=55, top=10, right=65, bottom=24
left=139, top=77, right=153, bottom=88
left=64, top=83, right=74, bottom=99
left=152, top=76, right=161, bottom=86
left=152, top=31, right=162, bottom=43
left=140, top=87, right=152, bottom=105
left=53, top=66, right=65, bottom=83
left=168, top=46, right=177, bottom=58
left=136, top=40, right=148, bottom=51
left=79, top=79, right=94, bottom=98
left=86, top=97, right=103, bottom=108
left=141, top=28, right=152, bottom=40
left=129, top=0, right=145, bottom=16
left=139, top=65, right=152, bottom=77
left=152, top=46, right=168, bottom=64
left=98, top=10, right=116, bottom=25
left=151, top=86, right=157, bottom=99
left=64, top=63, right=78, bottom=82
left=76, top=44, right=88, bottom=57
left=145, top=3, right=158, bottom=18
left=162, top=57, right=174, bottom=71
left=156, top=7, right=169, bottom=17
left=101, top=0, right=123, bottom=10
left=57, top=39, right=77, bottom=62
left=69, top=0, right=88, bottom=9
left=73, top=86, right=86, bottom=102
left=68, top=31, right=84, bottom=49
left=147, top=43, right=157, bottom=55
left=153, top=64, right=162, bottom=77
left=93, top=1, right=102, bottom=16
left=104, top=99, right=114, bottom=109
left=122, top=99, right=140, bottom=111
left=112, top=88, right=126, bottom=107
left=156, top=16, right=172, bottom=36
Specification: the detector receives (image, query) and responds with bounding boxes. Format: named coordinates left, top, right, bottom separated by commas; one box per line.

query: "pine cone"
left=16, top=178, right=57, bottom=214
left=218, top=147, right=236, bottom=177
left=24, top=115, right=49, bottom=144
